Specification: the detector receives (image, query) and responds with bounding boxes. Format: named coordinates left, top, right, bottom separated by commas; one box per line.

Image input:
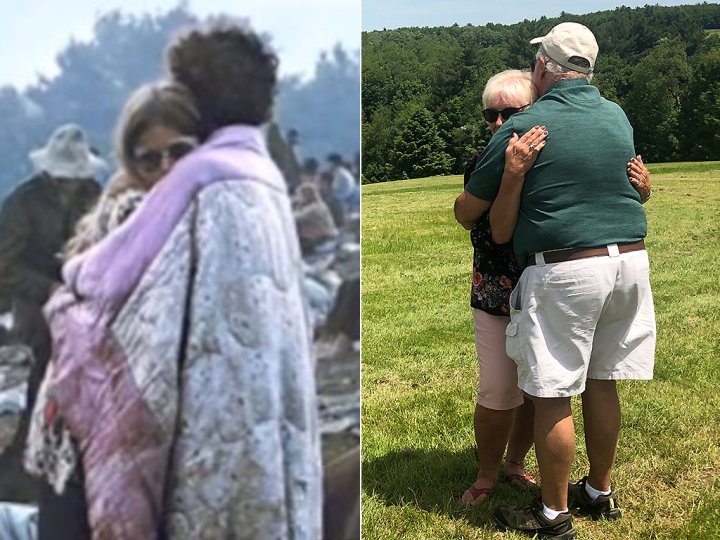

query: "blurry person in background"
left=327, top=153, right=359, bottom=223
left=287, top=128, right=302, bottom=166
left=267, top=120, right=302, bottom=193
left=293, top=182, right=339, bottom=256
left=319, top=169, right=345, bottom=228
left=301, top=157, right=320, bottom=185
left=0, top=124, right=103, bottom=503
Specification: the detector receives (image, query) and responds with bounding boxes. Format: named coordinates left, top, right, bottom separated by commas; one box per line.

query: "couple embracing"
left=26, top=21, right=321, bottom=540
left=455, top=22, right=656, bottom=539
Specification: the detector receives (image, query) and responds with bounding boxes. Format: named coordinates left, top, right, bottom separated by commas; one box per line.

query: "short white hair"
left=482, top=69, right=538, bottom=109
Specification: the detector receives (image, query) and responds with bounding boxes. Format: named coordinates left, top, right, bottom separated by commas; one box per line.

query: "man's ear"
left=538, top=57, right=549, bottom=81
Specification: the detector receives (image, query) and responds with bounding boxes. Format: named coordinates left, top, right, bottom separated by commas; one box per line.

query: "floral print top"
left=469, top=212, right=521, bottom=316
left=464, top=147, right=521, bottom=316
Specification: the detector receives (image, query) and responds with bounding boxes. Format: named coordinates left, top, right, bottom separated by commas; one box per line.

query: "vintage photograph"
left=0, top=1, right=360, bottom=538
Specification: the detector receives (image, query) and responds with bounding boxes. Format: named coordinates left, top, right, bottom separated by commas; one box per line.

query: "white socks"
left=540, top=479, right=611, bottom=520
left=542, top=504, right=568, bottom=520
left=585, top=480, right=612, bottom=500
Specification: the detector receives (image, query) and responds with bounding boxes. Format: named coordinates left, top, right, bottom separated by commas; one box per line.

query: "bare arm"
left=489, top=126, right=548, bottom=244
left=454, top=191, right=491, bottom=230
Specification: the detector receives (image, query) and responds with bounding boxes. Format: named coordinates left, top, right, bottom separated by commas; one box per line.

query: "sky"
left=0, top=0, right=360, bottom=90
left=363, top=0, right=708, bottom=31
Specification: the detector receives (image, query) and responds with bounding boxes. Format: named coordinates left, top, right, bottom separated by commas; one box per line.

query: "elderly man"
left=455, top=22, right=656, bottom=538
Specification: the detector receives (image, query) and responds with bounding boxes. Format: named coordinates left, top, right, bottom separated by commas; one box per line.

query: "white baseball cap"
left=530, top=22, right=598, bottom=74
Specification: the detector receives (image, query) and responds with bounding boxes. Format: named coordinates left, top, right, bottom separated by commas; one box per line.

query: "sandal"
left=460, top=481, right=494, bottom=506
left=502, top=457, right=537, bottom=488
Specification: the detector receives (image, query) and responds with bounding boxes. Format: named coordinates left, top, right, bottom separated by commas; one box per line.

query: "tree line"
left=0, top=5, right=360, bottom=198
left=362, top=3, right=720, bottom=183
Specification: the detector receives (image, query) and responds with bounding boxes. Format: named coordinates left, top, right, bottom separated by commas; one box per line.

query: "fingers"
left=628, top=156, right=647, bottom=173
left=627, top=162, right=647, bottom=179
left=505, top=126, right=548, bottom=167
left=518, top=125, right=547, bottom=148
left=505, top=133, right=519, bottom=156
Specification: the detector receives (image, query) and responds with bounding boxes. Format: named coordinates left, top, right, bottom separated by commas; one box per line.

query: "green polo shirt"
left=466, top=78, right=647, bottom=264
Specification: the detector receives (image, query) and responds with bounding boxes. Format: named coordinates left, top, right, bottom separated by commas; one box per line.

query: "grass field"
left=361, top=162, right=720, bottom=539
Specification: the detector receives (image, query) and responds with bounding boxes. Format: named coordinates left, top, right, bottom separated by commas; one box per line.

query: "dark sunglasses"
left=530, top=60, right=536, bottom=72
left=133, top=137, right=198, bottom=173
left=482, top=105, right=530, bottom=123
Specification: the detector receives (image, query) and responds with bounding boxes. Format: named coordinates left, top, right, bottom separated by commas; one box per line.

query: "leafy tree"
left=277, top=44, right=360, bottom=162
left=625, top=38, right=692, bottom=161
left=362, top=3, right=720, bottom=181
left=680, top=39, right=720, bottom=160
left=392, top=106, right=452, bottom=179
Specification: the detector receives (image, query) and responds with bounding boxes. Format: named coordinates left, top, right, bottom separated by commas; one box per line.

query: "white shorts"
left=505, top=249, right=656, bottom=398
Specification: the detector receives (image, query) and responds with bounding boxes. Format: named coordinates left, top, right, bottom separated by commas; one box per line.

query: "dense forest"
left=0, top=5, right=360, bottom=198
left=362, top=3, right=720, bottom=183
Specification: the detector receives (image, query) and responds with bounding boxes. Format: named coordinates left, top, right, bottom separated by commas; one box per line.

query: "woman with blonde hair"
left=461, top=69, right=544, bottom=506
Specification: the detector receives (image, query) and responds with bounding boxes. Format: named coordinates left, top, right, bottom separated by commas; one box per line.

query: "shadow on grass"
left=363, top=446, right=539, bottom=527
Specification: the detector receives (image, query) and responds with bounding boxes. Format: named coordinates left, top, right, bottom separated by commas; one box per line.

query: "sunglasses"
left=530, top=60, right=536, bottom=72
left=482, top=105, right=530, bottom=123
left=133, top=137, right=198, bottom=173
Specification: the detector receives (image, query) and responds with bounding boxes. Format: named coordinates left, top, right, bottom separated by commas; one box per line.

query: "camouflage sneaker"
left=494, top=498, right=577, bottom=539
left=568, top=476, right=622, bottom=521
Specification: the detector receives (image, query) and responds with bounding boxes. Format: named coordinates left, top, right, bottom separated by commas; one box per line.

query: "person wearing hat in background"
left=0, top=123, right=104, bottom=502
left=327, top=153, right=359, bottom=225
left=456, top=22, right=655, bottom=538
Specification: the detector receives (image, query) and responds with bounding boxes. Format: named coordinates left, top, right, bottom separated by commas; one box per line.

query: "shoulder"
left=6, top=174, right=47, bottom=200
left=600, top=97, right=628, bottom=117
left=0, top=174, right=49, bottom=216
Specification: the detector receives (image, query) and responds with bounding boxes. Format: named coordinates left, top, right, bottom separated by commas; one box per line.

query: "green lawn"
left=361, top=162, right=720, bottom=539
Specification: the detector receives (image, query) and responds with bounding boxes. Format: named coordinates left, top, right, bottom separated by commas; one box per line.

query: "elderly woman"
left=460, top=69, right=651, bottom=506
left=461, top=69, right=544, bottom=505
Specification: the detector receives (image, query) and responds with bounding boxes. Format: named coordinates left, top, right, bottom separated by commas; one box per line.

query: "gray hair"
left=536, top=46, right=593, bottom=82
left=482, top=69, right=538, bottom=109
